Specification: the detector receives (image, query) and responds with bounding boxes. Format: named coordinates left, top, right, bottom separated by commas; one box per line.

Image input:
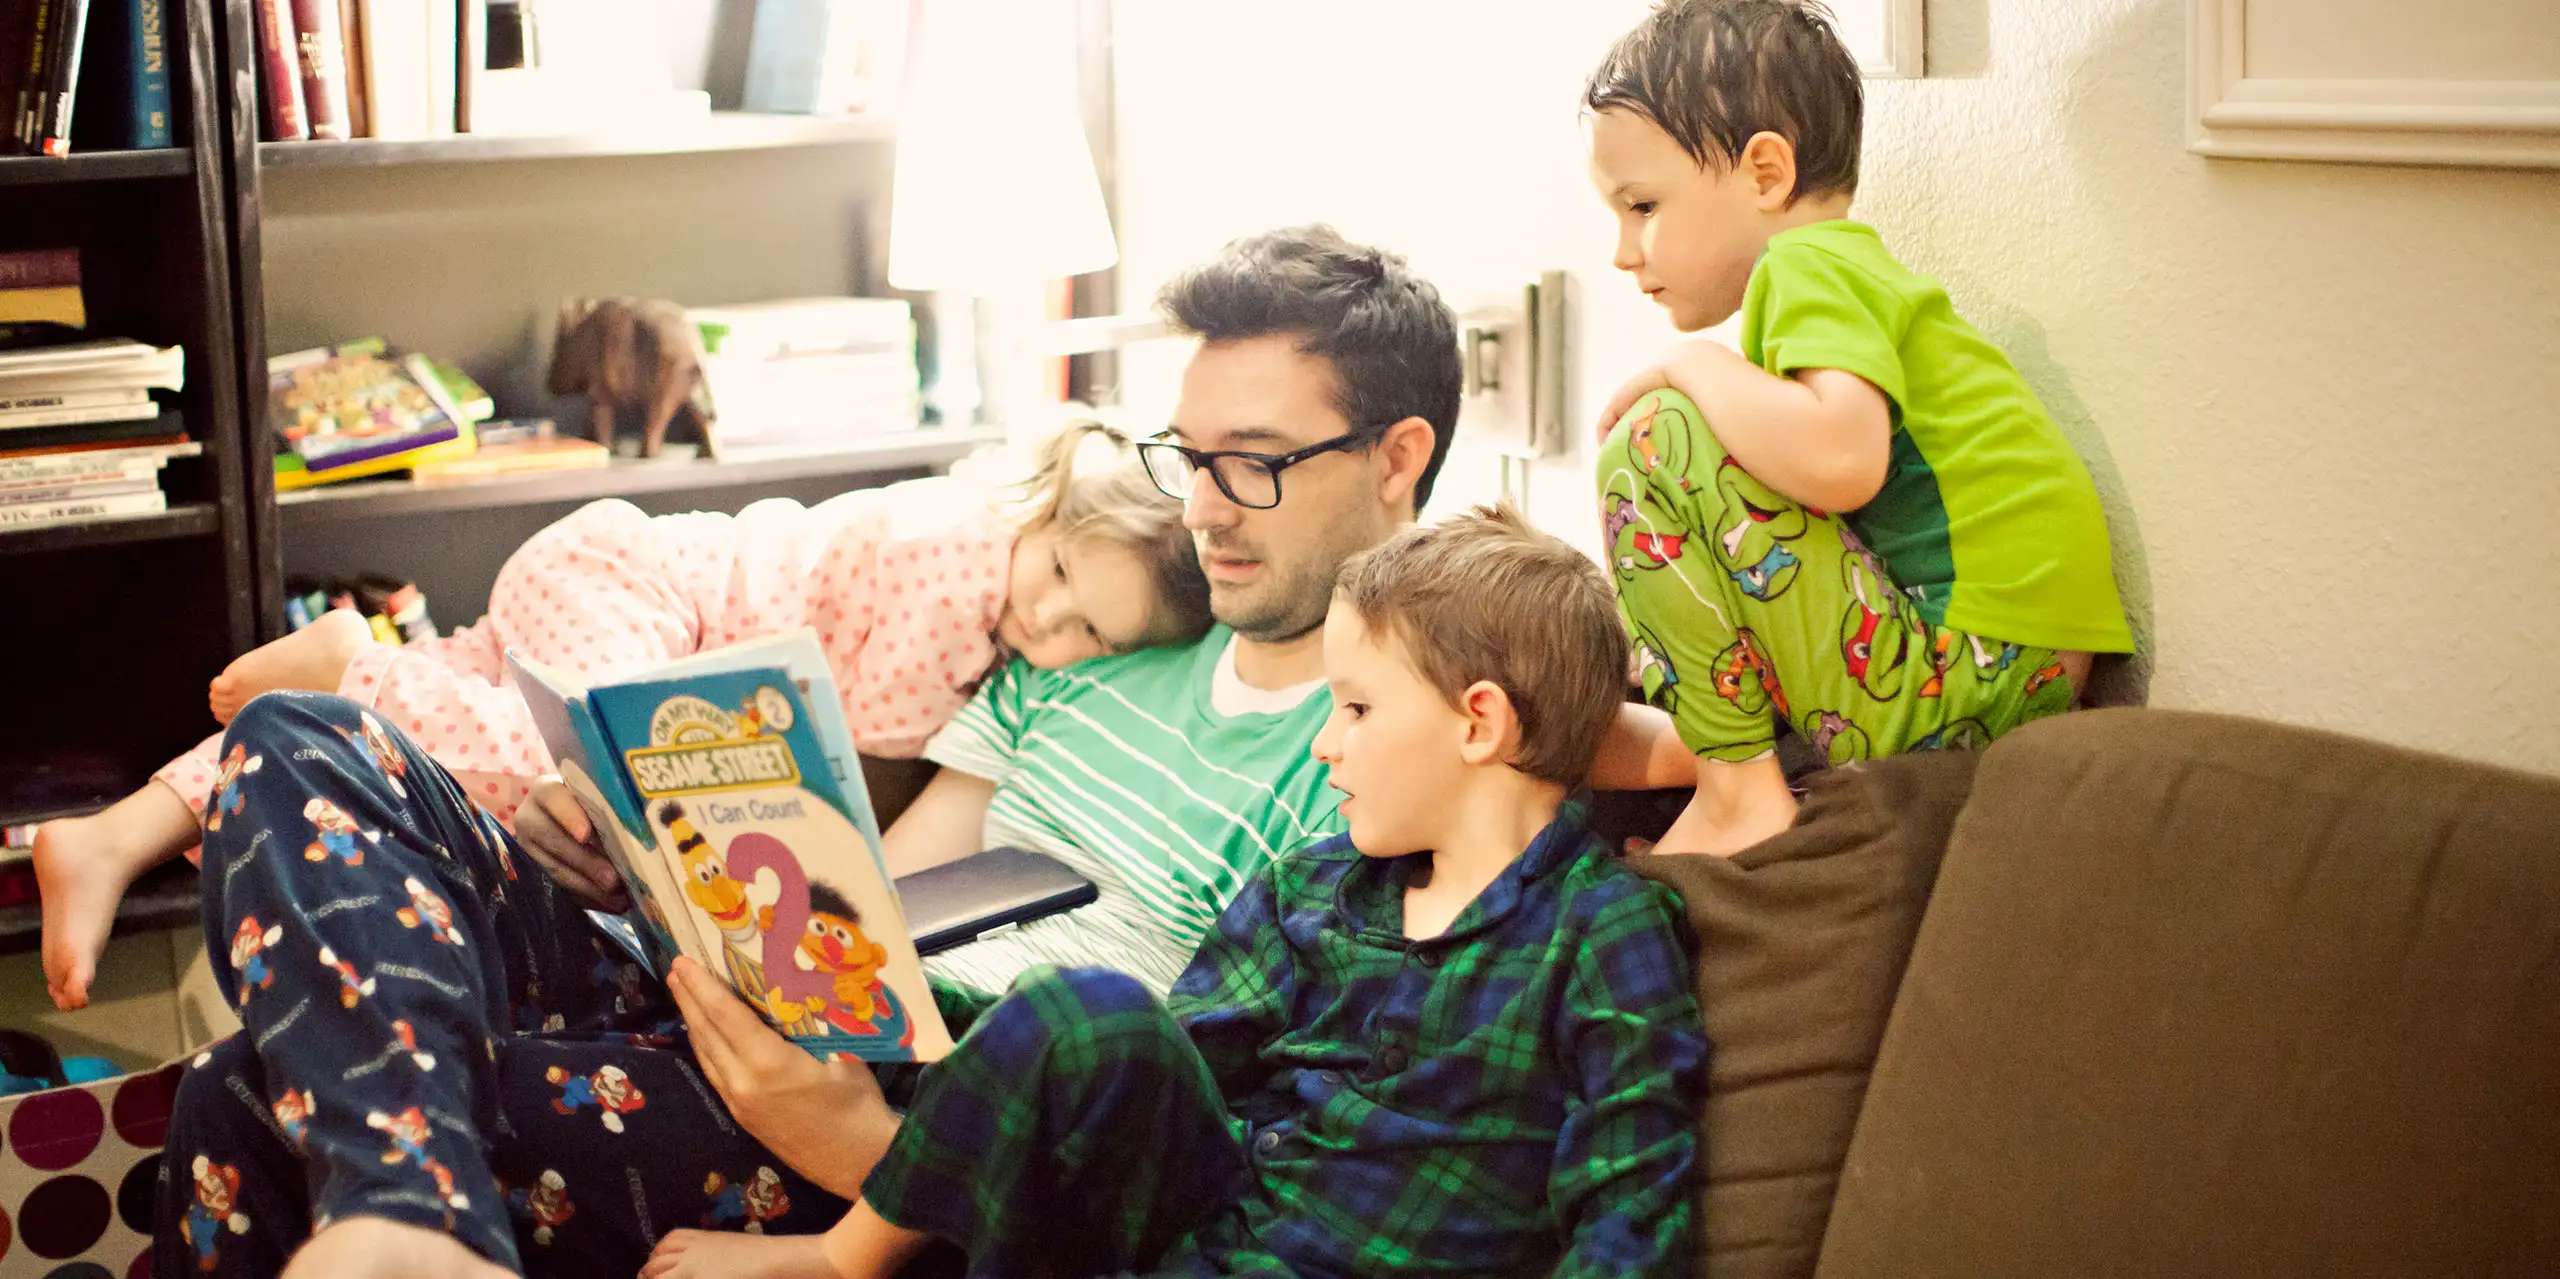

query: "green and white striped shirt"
left=920, top=628, right=1345, bottom=994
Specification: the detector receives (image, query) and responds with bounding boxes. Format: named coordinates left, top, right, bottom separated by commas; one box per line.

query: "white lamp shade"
left=888, top=0, right=1120, bottom=293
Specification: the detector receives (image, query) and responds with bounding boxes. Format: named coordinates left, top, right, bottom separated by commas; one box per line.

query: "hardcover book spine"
left=0, top=248, right=78, bottom=291
left=335, top=0, right=367, bottom=135
left=255, top=0, right=309, bottom=141
left=30, top=0, right=92, bottom=156
left=289, top=0, right=350, bottom=139
left=132, top=0, right=171, bottom=147
left=14, top=0, right=58, bottom=153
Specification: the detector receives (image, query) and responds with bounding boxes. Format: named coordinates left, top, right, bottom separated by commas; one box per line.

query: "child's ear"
left=1740, top=131, right=1799, bottom=211
left=1456, top=679, right=1521, bottom=768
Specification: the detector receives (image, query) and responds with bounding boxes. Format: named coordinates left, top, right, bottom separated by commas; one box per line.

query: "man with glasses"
left=874, top=223, right=1461, bottom=997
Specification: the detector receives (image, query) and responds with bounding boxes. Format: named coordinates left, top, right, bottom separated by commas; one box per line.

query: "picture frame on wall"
left=2188, top=0, right=2560, bottom=169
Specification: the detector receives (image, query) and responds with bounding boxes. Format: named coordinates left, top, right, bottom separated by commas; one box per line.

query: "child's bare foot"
left=642, top=1228, right=836, bottom=1279
left=210, top=607, right=375, bottom=724
left=36, top=782, right=199, bottom=1010
left=281, top=1216, right=513, bottom=1279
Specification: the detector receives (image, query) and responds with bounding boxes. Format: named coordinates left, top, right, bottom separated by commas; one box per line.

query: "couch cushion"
left=1631, top=748, right=1978, bottom=1279
left=1818, top=709, right=2560, bottom=1279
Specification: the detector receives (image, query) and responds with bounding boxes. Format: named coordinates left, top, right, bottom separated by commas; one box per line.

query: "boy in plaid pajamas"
left=647, top=505, right=1708, bottom=1278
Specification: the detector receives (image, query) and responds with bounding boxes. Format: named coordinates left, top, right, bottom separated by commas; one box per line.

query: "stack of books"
left=0, top=335, right=191, bottom=530
left=4, top=0, right=178, bottom=156
left=691, top=297, right=919, bottom=460
left=269, top=338, right=487, bottom=489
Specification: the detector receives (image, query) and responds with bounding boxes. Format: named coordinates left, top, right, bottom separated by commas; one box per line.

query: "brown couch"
left=1624, top=708, right=2560, bottom=1279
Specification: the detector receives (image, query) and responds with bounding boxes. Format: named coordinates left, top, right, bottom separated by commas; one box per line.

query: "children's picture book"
left=266, top=340, right=465, bottom=470
left=508, top=630, right=953, bottom=1063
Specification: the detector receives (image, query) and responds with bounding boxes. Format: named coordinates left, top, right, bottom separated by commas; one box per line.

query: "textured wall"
left=1109, top=0, right=2560, bottom=771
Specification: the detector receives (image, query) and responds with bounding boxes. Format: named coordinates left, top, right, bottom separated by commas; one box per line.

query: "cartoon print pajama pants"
left=861, top=966, right=1254, bottom=1278
left=1597, top=389, right=2074, bottom=766
left=155, top=691, right=852, bottom=1278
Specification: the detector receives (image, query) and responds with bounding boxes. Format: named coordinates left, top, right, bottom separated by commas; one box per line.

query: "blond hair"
left=1009, top=421, right=1213, bottom=649
left=1333, top=504, right=1628, bottom=787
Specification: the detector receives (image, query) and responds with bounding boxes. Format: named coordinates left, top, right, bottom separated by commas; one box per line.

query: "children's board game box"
left=0, top=1057, right=184, bottom=1275
left=509, top=629, right=954, bottom=1063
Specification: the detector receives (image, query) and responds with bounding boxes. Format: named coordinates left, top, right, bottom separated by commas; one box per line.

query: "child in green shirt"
left=1583, top=0, right=2134, bottom=856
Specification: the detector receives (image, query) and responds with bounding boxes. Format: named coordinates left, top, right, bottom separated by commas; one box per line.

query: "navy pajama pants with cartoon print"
left=154, top=692, right=850, bottom=1277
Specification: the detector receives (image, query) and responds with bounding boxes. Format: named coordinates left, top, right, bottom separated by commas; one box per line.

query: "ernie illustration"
left=794, top=884, right=904, bottom=1039
left=185, top=1155, right=252, bottom=1271
left=302, top=796, right=374, bottom=866
left=545, top=1062, right=646, bottom=1133
left=701, top=1166, right=791, bottom=1234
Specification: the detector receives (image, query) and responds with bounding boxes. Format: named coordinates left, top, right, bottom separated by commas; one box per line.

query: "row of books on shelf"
left=255, top=0, right=909, bottom=146
left=1, top=247, right=189, bottom=527
left=0, top=339, right=191, bottom=528
left=3, top=0, right=171, bottom=155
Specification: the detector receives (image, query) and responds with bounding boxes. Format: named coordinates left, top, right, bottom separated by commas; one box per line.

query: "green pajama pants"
left=1597, top=389, right=2073, bottom=766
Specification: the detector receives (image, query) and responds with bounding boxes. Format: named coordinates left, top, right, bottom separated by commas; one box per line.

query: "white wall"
left=1106, top=0, right=2560, bottom=773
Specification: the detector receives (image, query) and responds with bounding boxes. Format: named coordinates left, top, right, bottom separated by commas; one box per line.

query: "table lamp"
left=888, top=0, right=1119, bottom=435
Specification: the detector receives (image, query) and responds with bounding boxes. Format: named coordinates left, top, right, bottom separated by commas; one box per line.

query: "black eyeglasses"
left=1135, top=427, right=1384, bottom=510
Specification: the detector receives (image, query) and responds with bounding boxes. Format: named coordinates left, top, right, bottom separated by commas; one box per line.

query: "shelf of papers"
left=276, top=427, right=1004, bottom=527
left=258, top=112, right=896, bottom=170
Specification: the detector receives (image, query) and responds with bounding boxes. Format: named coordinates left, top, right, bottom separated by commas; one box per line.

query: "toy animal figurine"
left=547, top=297, right=715, bottom=458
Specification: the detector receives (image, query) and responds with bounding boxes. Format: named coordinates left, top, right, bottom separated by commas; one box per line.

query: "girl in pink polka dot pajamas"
left=37, top=424, right=1211, bottom=1012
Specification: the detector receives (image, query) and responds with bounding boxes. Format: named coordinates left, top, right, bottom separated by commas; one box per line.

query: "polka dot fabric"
left=0, top=1061, right=181, bottom=1276
left=154, top=480, right=1013, bottom=829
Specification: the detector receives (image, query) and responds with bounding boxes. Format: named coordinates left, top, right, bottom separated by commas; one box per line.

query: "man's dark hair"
left=1584, top=0, right=1864, bottom=202
left=1156, top=225, right=1461, bottom=510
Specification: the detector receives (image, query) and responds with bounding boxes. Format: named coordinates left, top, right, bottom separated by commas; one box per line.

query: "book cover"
left=0, top=387, right=149, bottom=413
left=254, top=0, right=309, bottom=141
left=0, top=475, right=157, bottom=504
left=29, top=0, right=93, bottom=156
left=0, top=398, right=159, bottom=430
left=0, top=437, right=194, bottom=475
left=0, top=488, right=165, bottom=524
left=67, top=0, right=170, bottom=150
left=129, top=0, right=168, bottom=146
left=0, top=248, right=81, bottom=327
left=355, top=0, right=426, bottom=140
left=0, top=407, right=179, bottom=455
left=0, top=452, right=159, bottom=490
left=289, top=0, right=352, bottom=139
left=336, top=0, right=368, bottom=135
left=508, top=632, right=952, bottom=1063
left=267, top=341, right=459, bottom=467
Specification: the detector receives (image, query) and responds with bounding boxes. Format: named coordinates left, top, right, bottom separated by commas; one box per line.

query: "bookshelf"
left=0, top=0, right=256, bottom=830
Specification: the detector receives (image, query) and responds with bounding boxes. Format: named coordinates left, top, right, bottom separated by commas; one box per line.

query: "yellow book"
left=0, top=286, right=85, bottom=328
left=274, top=423, right=479, bottom=491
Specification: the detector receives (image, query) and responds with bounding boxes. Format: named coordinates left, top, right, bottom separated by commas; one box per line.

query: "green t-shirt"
left=920, top=627, right=1345, bottom=994
left=1740, top=220, right=2134, bottom=653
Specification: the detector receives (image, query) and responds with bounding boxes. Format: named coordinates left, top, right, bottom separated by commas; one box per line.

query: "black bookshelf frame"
left=0, top=0, right=257, bottom=828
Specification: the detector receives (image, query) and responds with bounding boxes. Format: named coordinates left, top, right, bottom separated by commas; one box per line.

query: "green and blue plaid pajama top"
left=864, top=802, right=1708, bottom=1277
